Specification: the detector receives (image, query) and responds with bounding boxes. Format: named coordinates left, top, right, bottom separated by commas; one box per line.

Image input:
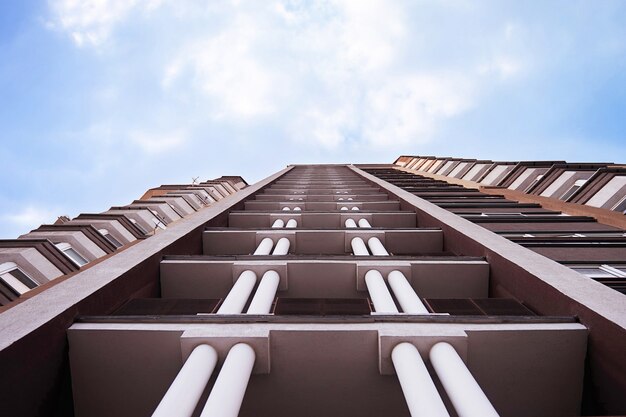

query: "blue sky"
left=1, top=0, right=625, bottom=238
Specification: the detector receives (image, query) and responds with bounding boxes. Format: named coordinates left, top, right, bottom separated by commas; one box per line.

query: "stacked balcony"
left=67, top=165, right=587, bottom=417
left=365, top=168, right=626, bottom=294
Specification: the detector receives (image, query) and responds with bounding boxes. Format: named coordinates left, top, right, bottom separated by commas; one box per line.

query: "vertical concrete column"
left=367, top=237, right=389, bottom=256
left=200, top=343, right=256, bottom=417
left=247, top=270, right=280, bottom=314
left=217, top=271, right=257, bottom=314
left=365, top=270, right=398, bottom=313
left=285, top=219, right=298, bottom=228
left=253, top=238, right=274, bottom=255
left=358, top=218, right=372, bottom=228
left=271, top=219, right=285, bottom=228
left=429, top=342, right=499, bottom=417
left=351, top=237, right=370, bottom=255
left=345, top=219, right=358, bottom=228
left=272, top=237, right=291, bottom=255
left=392, top=343, right=450, bottom=417
left=388, top=270, right=429, bottom=314
left=151, top=344, right=218, bottom=417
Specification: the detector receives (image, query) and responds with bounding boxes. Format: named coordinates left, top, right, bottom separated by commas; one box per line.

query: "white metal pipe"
left=345, top=218, right=358, bottom=228
left=351, top=237, right=369, bottom=255
left=392, top=343, right=450, bottom=417
left=271, top=219, right=285, bottom=228
left=365, top=270, right=398, bottom=313
left=358, top=218, right=372, bottom=228
left=293, top=206, right=302, bottom=211
left=151, top=344, right=218, bottom=417
left=217, top=270, right=257, bottom=314
left=351, top=206, right=360, bottom=211
left=429, top=342, right=499, bottom=417
left=272, top=237, right=291, bottom=255
left=247, top=270, right=280, bottom=314
left=367, top=237, right=389, bottom=256
left=253, top=237, right=274, bottom=255
left=340, top=206, right=349, bottom=211
left=200, top=343, right=256, bottom=417
left=282, top=207, right=291, bottom=211
left=285, top=219, right=298, bottom=228
left=387, top=270, right=429, bottom=314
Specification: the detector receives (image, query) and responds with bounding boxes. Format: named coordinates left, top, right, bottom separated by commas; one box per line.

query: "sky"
left=0, top=0, right=625, bottom=238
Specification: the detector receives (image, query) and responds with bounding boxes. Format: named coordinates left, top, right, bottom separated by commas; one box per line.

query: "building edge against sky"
left=0, top=156, right=623, bottom=416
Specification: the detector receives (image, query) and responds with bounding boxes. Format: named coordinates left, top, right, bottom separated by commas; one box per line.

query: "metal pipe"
left=358, top=218, right=372, bottom=228
left=285, top=219, right=298, bottom=228
left=392, top=342, right=450, bottom=417
left=351, top=237, right=369, bottom=255
left=345, top=218, right=358, bottom=228
left=217, top=270, right=257, bottom=314
left=364, top=270, right=398, bottom=313
left=388, top=270, right=429, bottom=314
left=429, top=342, right=499, bottom=417
left=247, top=270, right=280, bottom=314
left=367, top=237, right=389, bottom=256
left=271, top=219, right=284, bottom=228
left=253, top=237, right=274, bottom=255
left=200, top=343, right=256, bottom=417
left=151, top=344, right=218, bottom=417
left=272, top=237, right=291, bottom=255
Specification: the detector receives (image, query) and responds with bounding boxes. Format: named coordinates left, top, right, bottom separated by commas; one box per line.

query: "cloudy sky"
left=0, top=0, right=625, bottom=238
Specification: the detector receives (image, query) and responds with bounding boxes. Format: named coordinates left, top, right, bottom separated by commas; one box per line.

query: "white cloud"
left=129, top=129, right=187, bottom=154
left=362, top=74, right=475, bottom=147
left=3, top=207, right=59, bottom=229
left=164, top=15, right=277, bottom=119
left=47, top=0, right=162, bottom=46
left=46, top=0, right=529, bottom=151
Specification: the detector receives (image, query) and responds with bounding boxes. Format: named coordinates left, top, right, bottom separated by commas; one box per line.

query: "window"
left=0, top=262, right=37, bottom=300
left=572, top=264, right=626, bottom=279
left=612, top=195, right=626, bottom=214
left=129, top=218, right=149, bottom=235
left=151, top=217, right=167, bottom=230
left=98, top=228, right=123, bottom=248
left=524, top=174, right=544, bottom=192
left=560, top=179, right=587, bottom=201
left=55, top=242, right=89, bottom=267
left=149, top=210, right=168, bottom=230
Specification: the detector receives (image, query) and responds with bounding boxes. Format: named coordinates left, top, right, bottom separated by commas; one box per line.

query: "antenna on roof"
left=191, top=176, right=200, bottom=186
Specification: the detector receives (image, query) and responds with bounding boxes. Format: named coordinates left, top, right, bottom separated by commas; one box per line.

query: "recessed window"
left=149, top=210, right=168, bottom=230
left=55, top=242, right=89, bottom=267
left=524, top=174, right=544, bottom=192
left=572, top=264, right=626, bottom=279
left=480, top=212, right=525, bottom=217
left=128, top=218, right=149, bottom=235
left=0, top=262, right=37, bottom=301
left=98, top=229, right=123, bottom=248
left=560, top=179, right=587, bottom=201
left=612, top=195, right=626, bottom=214
left=151, top=217, right=167, bottom=230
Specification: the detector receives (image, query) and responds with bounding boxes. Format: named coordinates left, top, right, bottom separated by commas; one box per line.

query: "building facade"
left=0, top=161, right=624, bottom=417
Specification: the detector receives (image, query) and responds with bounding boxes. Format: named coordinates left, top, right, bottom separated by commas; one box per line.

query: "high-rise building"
left=0, top=159, right=624, bottom=417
